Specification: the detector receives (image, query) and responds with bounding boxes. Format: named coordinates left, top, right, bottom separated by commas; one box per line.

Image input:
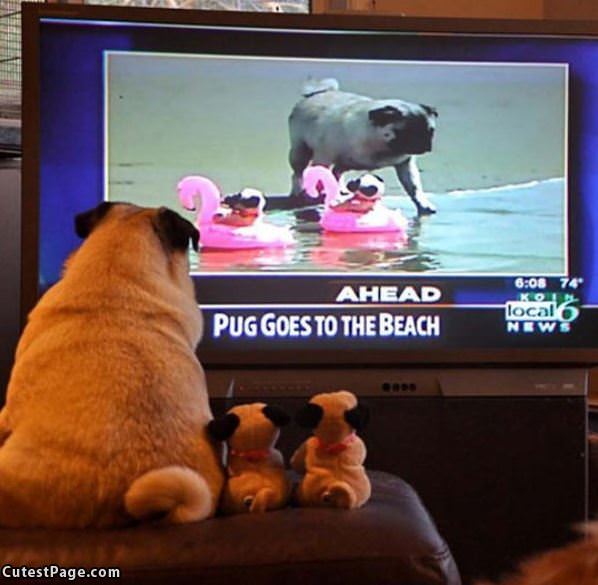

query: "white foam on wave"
left=442, top=177, right=564, bottom=197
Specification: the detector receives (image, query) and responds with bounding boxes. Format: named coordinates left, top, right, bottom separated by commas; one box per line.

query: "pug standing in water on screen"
left=0, top=203, right=224, bottom=527
left=288, top=78, right=438, bottom=215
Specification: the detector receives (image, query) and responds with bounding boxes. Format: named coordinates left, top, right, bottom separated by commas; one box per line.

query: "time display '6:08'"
left=514, top=277, right=547, bottom=290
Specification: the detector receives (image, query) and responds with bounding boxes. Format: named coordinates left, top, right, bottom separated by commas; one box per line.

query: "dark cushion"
left=0, top=471, right=461, bottom=585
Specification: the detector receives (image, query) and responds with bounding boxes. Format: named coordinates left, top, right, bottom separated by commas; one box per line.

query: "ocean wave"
left=442, top=177, right=564, bottom=197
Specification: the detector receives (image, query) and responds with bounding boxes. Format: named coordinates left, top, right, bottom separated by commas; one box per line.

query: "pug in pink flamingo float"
left=302, top=165, right=408, bottom=237
left=177, top=176, right=295, bottom=250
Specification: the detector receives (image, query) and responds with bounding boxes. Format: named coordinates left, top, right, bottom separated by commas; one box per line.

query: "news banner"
left=195, top=276, right=589, bottom=348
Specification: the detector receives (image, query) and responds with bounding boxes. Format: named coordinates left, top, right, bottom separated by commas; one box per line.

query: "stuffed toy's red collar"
left=316, top=432, right=356, bottom=455
left=229, top=448, right=272, bottom=463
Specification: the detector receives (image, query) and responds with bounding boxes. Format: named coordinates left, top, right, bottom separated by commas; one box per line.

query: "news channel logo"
left=505, top=292, right=580, bottom=333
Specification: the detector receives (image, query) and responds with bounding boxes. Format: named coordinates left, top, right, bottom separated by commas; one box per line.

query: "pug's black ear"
left=422, top=104, right=438, bottom=118
left=368, top=105, right=404, bottom=127
left=244, top=196, right=262, bottom=209
left=295, top=403, right=324, bottom=429
left=207, top=413, right=240, bottom=442
left=223, top=193, right=242, bottom=206
left=262, top=405, right=291, bottom=427
left=74, top=202, right=115, bottom=239
left=154, top=207, right=199, bottom=252
left=344, top=403, right=370, bottom=431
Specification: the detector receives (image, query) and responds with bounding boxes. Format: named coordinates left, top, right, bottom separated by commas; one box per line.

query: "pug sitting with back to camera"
left=288, top=78, right=438, bottom=215
left=0, top=203, right=224, bottom=528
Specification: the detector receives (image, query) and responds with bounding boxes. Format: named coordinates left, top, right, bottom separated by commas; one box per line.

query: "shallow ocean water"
left=189, top=178, right=565, bottom=275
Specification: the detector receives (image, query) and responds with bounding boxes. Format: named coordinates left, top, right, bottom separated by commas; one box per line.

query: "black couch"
left=0, top=471, right=460, bottom=585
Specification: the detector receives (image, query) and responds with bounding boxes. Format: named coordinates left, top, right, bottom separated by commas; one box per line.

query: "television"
left=21, top=3, right=598, bottom=369
left=20, top=6, right=593, bottom=578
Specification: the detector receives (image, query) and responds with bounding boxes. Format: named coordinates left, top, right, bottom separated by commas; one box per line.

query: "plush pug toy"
left=291, top=390, right=371, bottom=509
left=208, top=403, right=291, bottom=514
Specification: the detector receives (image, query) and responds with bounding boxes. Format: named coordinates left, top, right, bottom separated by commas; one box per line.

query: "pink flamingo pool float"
left=177, top=176, right=295, bottom=250
left=302, top=166, right=408, bottom=235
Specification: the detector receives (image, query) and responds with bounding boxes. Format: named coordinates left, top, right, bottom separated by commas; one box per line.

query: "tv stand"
left=207, top=367, right=587, bottom=583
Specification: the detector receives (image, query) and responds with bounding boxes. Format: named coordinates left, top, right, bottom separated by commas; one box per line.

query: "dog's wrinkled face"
left=222, top=188, right=266, bottom=213
left=346, top=174, right=385, bottom=199
left=74, top=202, right=199, bottom=253
left=368, top=102, right=438, bottom=156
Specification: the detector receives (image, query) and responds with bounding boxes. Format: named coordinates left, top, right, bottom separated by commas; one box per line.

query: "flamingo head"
left=302, top=166, right=340, bottom=206
left=177, top=177, right=202, bottom=211
left=176, top=175, right=222, bottom=224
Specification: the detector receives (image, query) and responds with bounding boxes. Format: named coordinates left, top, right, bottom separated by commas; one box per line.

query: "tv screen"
left=21, top=4, right=598, bottom=365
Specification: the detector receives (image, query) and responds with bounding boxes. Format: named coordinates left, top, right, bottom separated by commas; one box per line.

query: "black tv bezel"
left=21, top=2, right=598, bottom=368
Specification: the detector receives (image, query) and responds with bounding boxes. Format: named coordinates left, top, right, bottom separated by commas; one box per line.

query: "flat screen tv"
left=21, top=3, right=598, bottom=366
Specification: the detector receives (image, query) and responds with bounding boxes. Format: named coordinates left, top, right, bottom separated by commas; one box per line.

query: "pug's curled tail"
left=125, top=466, right=212, bottom=524
left=301, top=77, right=339, bottom=98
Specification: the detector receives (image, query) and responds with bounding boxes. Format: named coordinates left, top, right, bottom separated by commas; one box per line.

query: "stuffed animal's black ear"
left=154, top=207, right=199, bottom=252
left=262, top=405, right=291, bottom=427
left=295, top=402, right=324, bottom=429
left=74, top=202, right=115, bottom=239
left=344, top=403, right=370, bottom=431
left=368, top=105, right=404, bottom=127
left=207, top=413, right=240, bottom=442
